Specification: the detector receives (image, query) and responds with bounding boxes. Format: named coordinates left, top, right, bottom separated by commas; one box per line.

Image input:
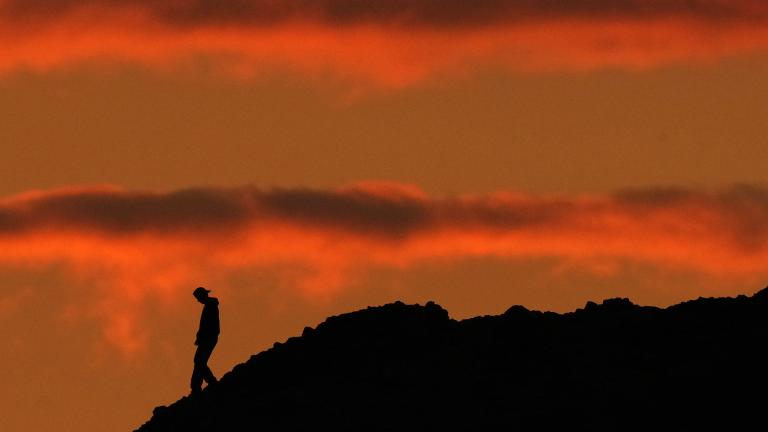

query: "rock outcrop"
left=137, top=289, right=768, bottom=431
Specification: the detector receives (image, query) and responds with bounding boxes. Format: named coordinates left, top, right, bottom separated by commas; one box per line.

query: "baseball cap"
left=193, top=287, right=211, bottom=298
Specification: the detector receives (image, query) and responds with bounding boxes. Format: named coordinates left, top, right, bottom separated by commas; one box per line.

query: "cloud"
left=4, top=183, right=768, bottom=271
left=2, top=183, right=768, bottom=354
left=4, top=1, right=767, bottom=27
left=1, top=1, right=767, bottom=86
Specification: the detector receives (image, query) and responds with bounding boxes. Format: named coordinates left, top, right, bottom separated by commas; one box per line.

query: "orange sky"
left=2, top=1, right=768, bottom=431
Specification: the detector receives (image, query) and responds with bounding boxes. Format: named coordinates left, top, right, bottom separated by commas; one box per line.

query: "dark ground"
left=136, top=287, right=768, bottom=431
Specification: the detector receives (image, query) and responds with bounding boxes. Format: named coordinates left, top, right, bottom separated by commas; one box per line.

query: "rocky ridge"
left=137, top=288, right=768, bottom=431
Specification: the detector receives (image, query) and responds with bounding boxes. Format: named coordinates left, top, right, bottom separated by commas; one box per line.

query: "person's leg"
left=200, top=339, right=218, bottom=385
left=191, top=339, right=218, bottom=392
left=190, top=346, right=206, bottom=394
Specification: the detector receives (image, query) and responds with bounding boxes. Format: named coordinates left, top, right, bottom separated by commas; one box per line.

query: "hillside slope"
left=136, top=289, right=768, bottom=431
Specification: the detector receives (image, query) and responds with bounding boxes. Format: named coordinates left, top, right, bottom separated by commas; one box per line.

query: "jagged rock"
left=136, top=290, right=768, bottom=432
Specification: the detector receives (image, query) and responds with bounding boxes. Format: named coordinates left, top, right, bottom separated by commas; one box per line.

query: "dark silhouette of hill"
left=136, top=288, right=768, bottom=431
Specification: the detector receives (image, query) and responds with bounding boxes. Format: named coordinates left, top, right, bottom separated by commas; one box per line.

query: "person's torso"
left=199, top=299, right=220, bottom=337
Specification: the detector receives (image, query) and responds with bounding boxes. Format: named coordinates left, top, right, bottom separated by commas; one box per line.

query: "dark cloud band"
left=2, top=1, right=766, bottom=27
left=2, top=185, right=768, bottom=252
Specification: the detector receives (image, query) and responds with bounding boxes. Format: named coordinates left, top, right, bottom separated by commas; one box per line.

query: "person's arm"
left=195, top=312, right=202, bottom=345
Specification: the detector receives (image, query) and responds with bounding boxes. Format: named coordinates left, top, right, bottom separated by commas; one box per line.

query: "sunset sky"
left=2, top=1, right=768, bottom=430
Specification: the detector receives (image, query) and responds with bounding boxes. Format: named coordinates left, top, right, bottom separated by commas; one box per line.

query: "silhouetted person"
left=191, top=286, right=219, bottom=395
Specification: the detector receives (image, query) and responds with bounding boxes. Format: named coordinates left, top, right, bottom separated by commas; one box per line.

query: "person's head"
left=193, top=286, right=211, bottom=303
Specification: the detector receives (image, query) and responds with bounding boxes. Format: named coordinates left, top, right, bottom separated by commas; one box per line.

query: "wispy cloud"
left=1, top=1, right=767, bottom=86
left=2, top=183, right=768, bottom=354
left=5, top=1, right=767, bottom=27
